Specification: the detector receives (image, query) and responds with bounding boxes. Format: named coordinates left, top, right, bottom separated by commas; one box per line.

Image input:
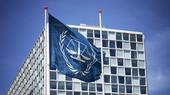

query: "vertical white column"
left=98, top=9, right=105, bottom=95
left=44, top=6, right=50, bottom=95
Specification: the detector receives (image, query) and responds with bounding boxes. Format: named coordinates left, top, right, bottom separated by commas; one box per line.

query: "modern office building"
left=7, top=24, right=148, bottom=95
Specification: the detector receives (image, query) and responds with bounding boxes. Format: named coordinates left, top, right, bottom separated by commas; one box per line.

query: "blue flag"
left=49, top=14, right=101, bottom=82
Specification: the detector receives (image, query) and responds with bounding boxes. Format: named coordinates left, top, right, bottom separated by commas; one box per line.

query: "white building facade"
left=8, top=25, right=148, bottom=95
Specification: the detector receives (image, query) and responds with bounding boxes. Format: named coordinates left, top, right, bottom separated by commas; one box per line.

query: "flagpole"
left=98, top=9, right=105, bottom=95
left=44, top=6, right=50, bottom=95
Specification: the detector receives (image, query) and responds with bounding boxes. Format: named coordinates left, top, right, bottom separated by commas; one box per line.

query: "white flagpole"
left=99, top=9, right=105, bottom=95
left=44, top=6, right=50, bottom=95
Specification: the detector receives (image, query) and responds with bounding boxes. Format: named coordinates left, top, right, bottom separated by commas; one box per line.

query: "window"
left=89, top=93, right=96, bottom=95
left=104, top=75, right=110, bottom=83
left=137, top=34, right=143, bottom=42
left=110, top=58, right=117, bottom=66
left=112, top=85, right=117, bottom=92
left=66, top=76, right=72, bottom=81
left=74, top=92, right=80, bottom=95
left=133, top=86, right=140, bottom=94
left=81, top=83, right=88, bottom=91
left=116, top=33, right=122, bottom=40
left=50, top=90, right=57, bottom=95
left=87, top=29, right=93, bottom=37
left=74, top=83, right=80, bottom=91
left=95, top=30, right=100, bottom=38
left=140, top=78, right=146, bottom=85
left=126, top=86, right=132, bottom=93
left=116, top=41, right=122, bottom=48
left=94, top=39, right=101, bottom=47
left=131, top=51, right=137, bottom=58
left=103, top=57, right=109, bottom=65
left=124, top=59, right=131, bottom=67
left=72, top=28, right=78, bottom=32
left=109, top=40, right=115, bottom=48
left=130, top=34, right=136, bottom=41
left=58, top=81, right=64, bottom=89
left=50, top=81, right=56, bottom=89
left=118, top=76, right=124, bottom=84
left=111, top=67, right=117, bottom=74
left=139, top=69, right=145, bottom=76
left=104, top=66, right=110, bottom=74
left=126, top=77, right=132, bottom=84
left=82, top=92, right=88, bottom=95
left=137, top=43, right=143, bottom=51
left=138, top=60, right=145, bottom=68
left=140, top=86, right=146, bottom=94
left=132, top=77, right=139, bottom=85
left=87, top=38, right=93, bottom=44
left=66, top=82, right=72, bottom=90
left=124, top=50, right=131, bottom=58
left=111, top=76, right=117, bottom=83
left=50, top=72, right=56, bottom=80
left=132, top=68, right=138, bottom=76
left=132, top=60, right=137, bottom=67
left=97, top=84, right=102, bottom=91
left=123, top=42, right=130, bottom=49
left=125, top=68, right=131, bottom=75
left=109, top=32, right=116, bottom=40
left=118, top=67, right=125, bottom=76
left=79, top=29, right=87, bottom=37
left=131, top=43, right=136, bottom=50
left=123, top=33, right=129, bottom=40
left=102, top=40, right=108, bottom=47
left=117, top=50, right=123, bottom=58
left=102, top=31, right=108, bottom=39
left=138, top=51, right=144, bottom=59
left=119, top=85, right=125, bottom=93
left=117, top=58, right=123, bottom=66
left=89, top=84, right=95, bottom=91
left=104, top=84, right=111, bottom=93
left=103, top=49, right=109, bottom=57
left=110, top=49, right=116, bottom=56
left=66, top=91, right=72, bottom=95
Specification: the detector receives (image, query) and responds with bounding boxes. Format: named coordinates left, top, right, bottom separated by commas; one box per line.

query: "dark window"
left=130, top=34, right=136, bottom=41
left=87, top=29, right=93, bottom=37
left=66, top=76, right=72, bottom=81
left=116, top=41, right=122, bottom=48
left=126, top=86, right=132, bottom=93
left=50, top=90, right=57, bottom=95
left=102, top=31, right=108, bottom=39
left=74, top=92, right=80, bottom=95
left=89, top=93, right=96, bottom=95
left=123, top=33, right=129, bottom=40
left=81, top=83, right=88, bottom=91
left=119, top=85, right=125, bottom=93
left=140, top=86, right=146, bottom=94
left=104, top=75, right=110, bottom=83
left=50, top=81, right=56, bottom=89
left=66, top=82, right=72, bottom=90
left=116, top=33, right=122, bottom=40
left=112, top=85, right=117, bottom=92
left=109, top=40, right=115, bottom=48
left=118, top=58, right=123, bottom=66
left=132, top=60, right=137, bottom=67
left=97, top=84, right=102, bottom=91
left=72, top=28, right=78, bottom=32
left=132, top=68, right=138, bottom=76
left=95, top=30, right=100, bottom=38
left=50, top=72, right=56, bottom=80
left=87, top=38, right=93, bottom=44
left=140, top=78, right=146, bottom=85
left=125, top=68, right=131, bottom=75
left=102, top=40, right=108, bottom=47
left=66, top=91, right=72, bottom=95
left=89, top=84, right=95, bottom=91
left=82, top=92, right=88, bottom=95
left=131, top=51, right=137, bottom=58
left=110, top=49, right=116, bottom=56
left=111, top=76, right=117, bottom=83
left=126, top=77, right=132, bottom=84
left=111, top=67, right=117, bottom=74
left=118, top=76, right=124, bottom=84
left=105, top=93, right=111, bottom=95
left=103, top=57, right=109, bottom=65
left=58, top=81, right=64, bottom=89
left=137, top=34, right=143, bottom=42
left=131, top=43, right=136, bottom=50
left=139, top=69, right=145, bottom=76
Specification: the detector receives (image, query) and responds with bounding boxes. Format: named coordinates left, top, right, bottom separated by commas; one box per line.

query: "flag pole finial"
left=98, top=9, right=102, bottom=13
left=44, top=6, right=48, bottom=10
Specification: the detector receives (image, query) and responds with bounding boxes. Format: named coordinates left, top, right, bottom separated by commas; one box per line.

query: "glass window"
left=72, top=28, right=78, bottom=32
left=137, top=43, right=144, bottom=51
left=104, top=66, right=110, bottom=74
left=50, top=72, right=56, bottom=80
left=117, top=50, right=124, bottom=58
left=118, top=67, right=125, bottom=76
left=126, top=86, right=132, bottom=93
left=139, top=69, right=145, bottom=76
left=66, top=91, right=72, bottom=95
left=89, top=93, right=96, bottom=95
left=124, top=59, right=131, bottom=67
left=116, top=41, right=122, bottom=48
left=110, top=58, right=117, bottom=66
left=137, top=34, right=143, bottom=42
left=95, top=30, right=100, bottom=38
left=138, top=51, right=145, bottom=59
left=132, top=68, right=138, bottom=76
left=117, top=58, right=123, bottom=66
left=66, top=76, right=72, bottom=81
left=89, top=84, right=95, bottom=91
left=123, top=33, right=129, bottom=40
left=125, top=68, right=131, bottom=75
left=97, top=84, right=102, bottom=91
left=94, top=39, right=101, bottom=47
left=50, top=90, right=57, bottom=95
left=81, top=83, right=88, bottom=91
left=110, top=49, right=116, bottom=56
left=112, top=85, right=117, bottom=92
left=131, top=51, right=137, bottom=58
left=109, top=32, right=116, bottom=40
left=103, top=49, right=109, bottom=57
left=79, top=29, right=87, bottom=37
left=111, top=67, right=117, bottom=74
left=50, top=81, right=56, bottom=89
left=118, top=76, right=124, bottom=84
left=111, top=76, right=117, bottom=83
left=131, top=43, right=136, bottom=50
left=102, top=40, right=108, bottom=47
left=130, top=34, right=136, bottom=42
left=109, top=40, right=115, bottom=48
left=87, top=38, right=93, bottom=44
left=102, top=31, right=108, bottom=39
left=133, top=86, right=140, bottom=94
left=103, top=57, right=109, bottom=65
left=58, top=81, right=64, bottom=89
left=116, top=33, right=122, bottom=40
left=66, top=82, right=72, bottom=90
left=119, top=85, right=125, bottom=93
left=82, top=92, right=88, bottom=95
left=104, top=84, right=111, bottom=93
left=74, top=92, right=80, bottom=95
left=58, top=73, right=65, bottom=80
left=140, top=78, right=146, bottom=85
left=140, top=86, right=146, bottom=94
left=104, top=75, right=110, bottom=83
left=138, top=60, right=145, bottom=68
left=74, top=83, right=80, bottom=91
left=132, top=77, right=139, bottom=85
left=126, top=77, right=132, bottom=84
left=132, top=60, right=137, bottom=67
left=87, top=29, right=93, bottom=37
left=123, top=42, right=130, bottom=49
left=124, top=50, right=131, bottom=58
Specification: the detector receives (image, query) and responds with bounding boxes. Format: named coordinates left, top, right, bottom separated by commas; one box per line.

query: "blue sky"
left=0, top=0, right=170, bottom=95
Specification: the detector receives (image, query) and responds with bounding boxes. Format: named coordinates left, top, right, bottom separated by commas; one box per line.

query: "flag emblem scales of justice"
left=49, top=14, right=101, bottom=82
